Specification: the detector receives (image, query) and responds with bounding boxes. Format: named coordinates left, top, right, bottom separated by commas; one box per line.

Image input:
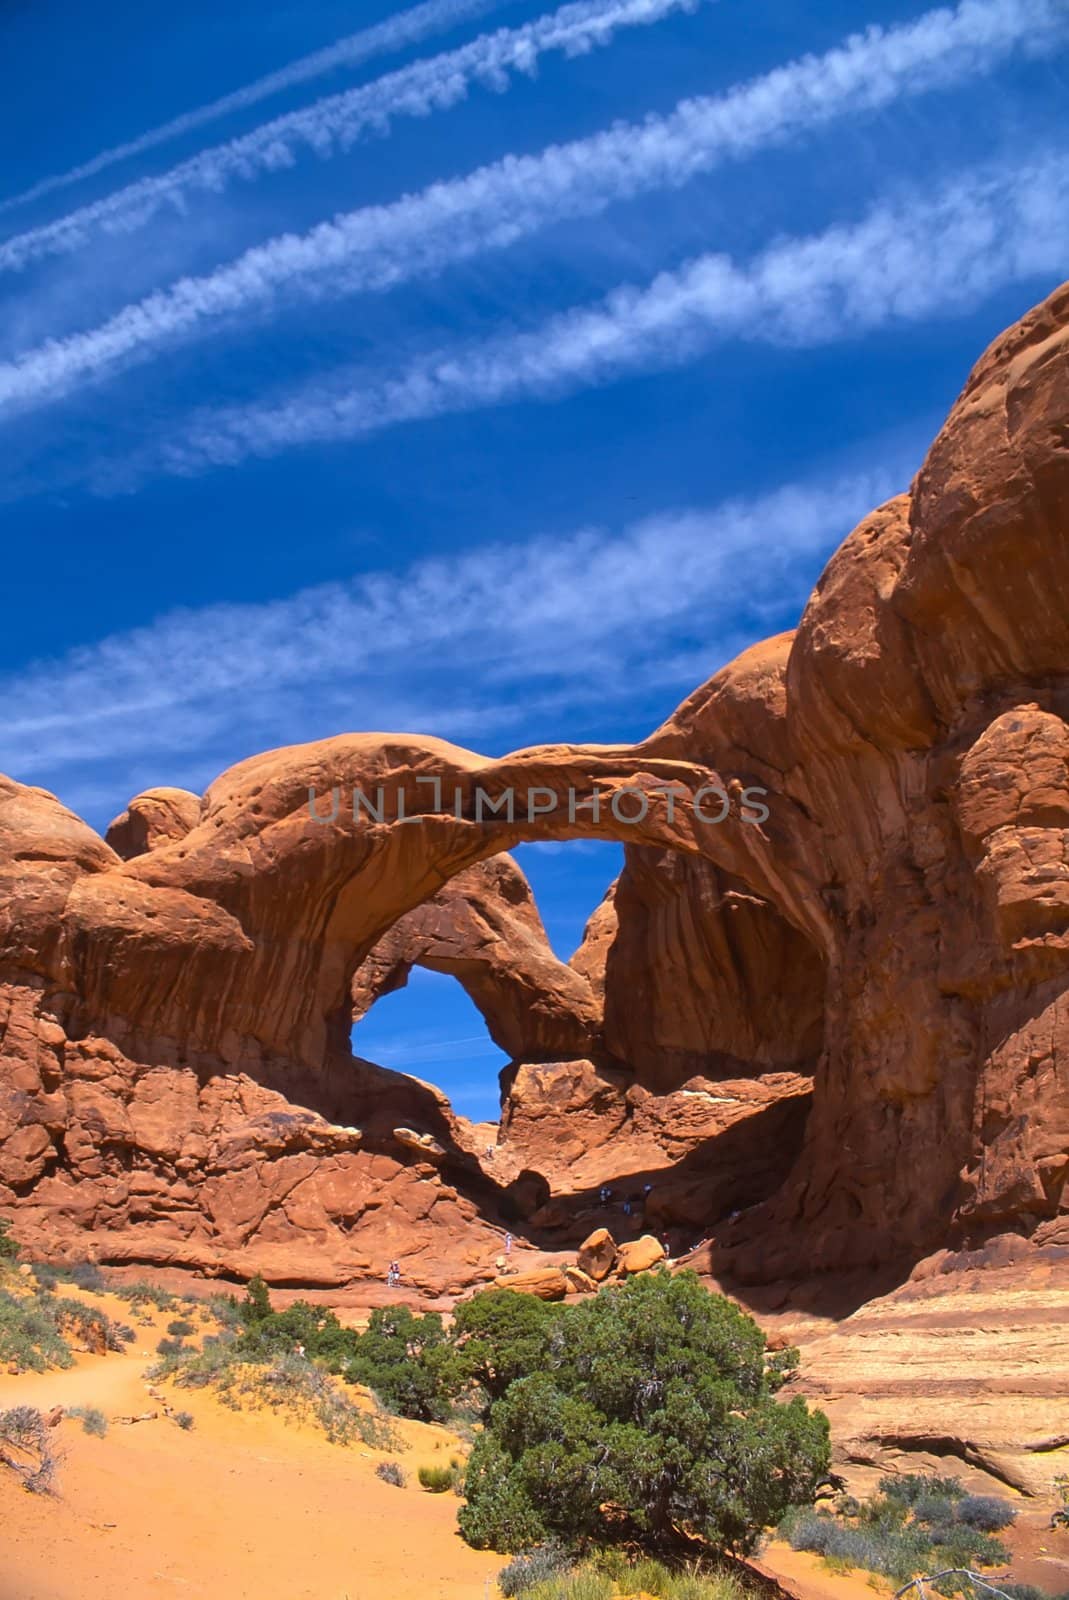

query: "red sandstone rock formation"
left=0, top=283, right=1068, bottom=1297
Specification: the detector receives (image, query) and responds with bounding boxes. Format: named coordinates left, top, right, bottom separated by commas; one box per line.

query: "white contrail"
left=0, top=0, right=518, bottom=217
left=0, top=0, right=704, bottom=274
left=0, top=465, right=899, bottom=784
left=0, top=0, right=1061, bottom=416
left=161, top=152, right=1068, bottom=470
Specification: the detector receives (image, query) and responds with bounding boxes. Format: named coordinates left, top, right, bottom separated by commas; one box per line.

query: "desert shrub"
left=1054, top=1475, right=1069, bottom=1531
left=0, top=1218, right=19, bottom=1263
left=460, top=1270, right=830, bottom=1556
left=153, top=1335, right=400, bottom=1450
left=222, top=1351, right=398, bottom=1447
left=206, top=1293, right=243, bottom=1330
left=418, top=1463, right=455, bottom=1493
left=913, top=1494, right=961, bottom=1527
left=344, top=1305, right=461, bottom=1422
left=998, top=1585, right=1069, bottom=1600
left=172, top=1411, right=195, bottom=1431
left=880, top=1474, right=966, bottom=1505
left=786, top=1509, right=934, bottom=1583
left=114, top=1281, right=176, bottom=1312
left=156, top=1336, right=189, bottom=1359
left=785, top=1481, right=1012, bottom=1586
left=0, top=1406, right=57, bottom=1493
left=30, top=1262, right=60, bottom=1290
left=525, top=1569, right=614, bottom=1600
left=954, top=1496, right=1016, bottom=1533
left=151, top=1334, right=234, bottom=1386
left=376, top=1460, right=406, bottom=1487
left=67, top=1406, right=108, bottom=1437
left=68, top=1262, right=106, bottom=1292
left=51, top=1296, right=130, bottom=1354
left=499, top=1544, right=572, bottom=1596
left=0, top=1288, right=73, bottom=1371
left=166, top=1319, right=196, bottom=1337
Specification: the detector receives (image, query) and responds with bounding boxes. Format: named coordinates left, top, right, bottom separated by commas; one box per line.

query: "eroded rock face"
left=1, top=283, right=1068, bottom=1290
left=599, top=848, right=825, bottom=1091
left=105, top=788, right=202, bottom=860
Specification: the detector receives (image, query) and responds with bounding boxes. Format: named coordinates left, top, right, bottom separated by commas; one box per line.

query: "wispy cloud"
left=0, top=0, right=1058, bottom=416
left=153, top=151, right=1068, bottom=472
left=0, top=464, right=901, bottom=822
left=0, top=0, right=517, bottom=217
left=0, top=0, right=704, bottom=277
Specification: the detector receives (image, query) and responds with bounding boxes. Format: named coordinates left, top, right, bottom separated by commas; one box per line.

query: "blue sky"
left=1, top=0, right=1066, bottom=1119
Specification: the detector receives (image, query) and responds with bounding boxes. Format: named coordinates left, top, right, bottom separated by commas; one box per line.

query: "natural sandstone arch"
left=2, top=280, right=1069, bottom=1286
left=350, top=855, right=602, bottom=1064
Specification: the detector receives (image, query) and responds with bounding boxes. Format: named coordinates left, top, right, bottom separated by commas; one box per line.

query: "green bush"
left=344, top=1305, right=461, bottom=1422
left=0, top=1218, right=19, bottom=1263
left=418, top=1463, right=455, bottom=1493
left=166, top=1319, right=196, bottom=1337
left=460, top=1270, right=830, bottom=1556
left=452, top=1288, right=561, bottom=1405
left=68, top=1405, right=108, bottom=1437
left=0, top=1289, right=74, bottom=1372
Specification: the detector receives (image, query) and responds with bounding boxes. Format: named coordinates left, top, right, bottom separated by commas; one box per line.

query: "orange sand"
left=0, top=1291, right=502, bottom=1600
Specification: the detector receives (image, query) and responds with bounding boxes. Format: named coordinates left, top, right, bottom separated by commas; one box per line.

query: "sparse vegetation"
left=151, top=1326, right=401, bottom=1451
left=499, top=1544, right=571, bottom=1596
left=0, top=1405, right=58, bottom=1493
left=0, top=1288, right=75, bottom=1371
left=67, top=1405, right=108, bottom=1437
left=781, top=1475, right=1018, bottom=1589
left=67, top=1261, right=106, bottom=1292
left=156, top=1335, right=190, bottom=1359
left=166, top=1318, right=196, bottom=1337
left=1053, top=1475, right=1069, bottom=1532
left=500, top=1552, right=744, bottom=1600
left=0, top=1217, right=19, bottom=1263
left=172, top=1410, right=195, bottom=1431
left=418, top=1463, right=455, bottom=1493
left=113, top=1280, right=178, bottom=1312
left=376, top=1460, right=407, bottom=1487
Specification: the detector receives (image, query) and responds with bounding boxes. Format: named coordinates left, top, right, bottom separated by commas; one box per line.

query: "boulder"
left=577, top=1227, right=618, bottom=1282
left=616, top=1236, right=666, bottom=1275
left=493, top=1268, right=568, bottom=1301
left=392, top=1128, right=446, bottom=1161
left=564, top=1265, right=597, bottom=1294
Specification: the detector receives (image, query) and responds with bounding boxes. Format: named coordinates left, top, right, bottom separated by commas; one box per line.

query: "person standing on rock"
left=504, top=1232, right=513, bottom=1258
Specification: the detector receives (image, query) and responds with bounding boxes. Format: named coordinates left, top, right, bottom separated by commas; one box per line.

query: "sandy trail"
left=0, top=1292, right=502, bottom=1600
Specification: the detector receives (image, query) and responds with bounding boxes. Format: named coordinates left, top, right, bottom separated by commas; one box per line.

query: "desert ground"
left=0, top=1287, right=502, bottom=1600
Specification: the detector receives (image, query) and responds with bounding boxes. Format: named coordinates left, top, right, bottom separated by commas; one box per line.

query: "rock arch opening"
left=342, top=830, right=825, bottom=1255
